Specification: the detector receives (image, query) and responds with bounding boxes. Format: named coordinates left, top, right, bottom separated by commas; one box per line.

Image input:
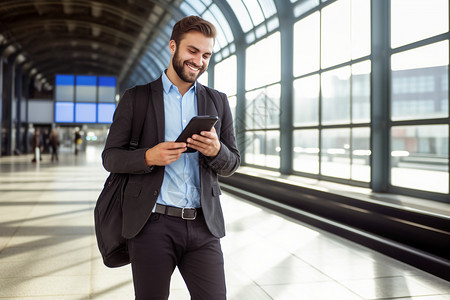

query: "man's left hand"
left=187, top=127, right=221, bottom=157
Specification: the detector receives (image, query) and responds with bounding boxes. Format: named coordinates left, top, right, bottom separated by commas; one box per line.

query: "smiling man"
left=102, top=16, right=240, bottom=300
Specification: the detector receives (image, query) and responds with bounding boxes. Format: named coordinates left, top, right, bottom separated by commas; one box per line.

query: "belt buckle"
left=181, top=207, right=197, bottom=220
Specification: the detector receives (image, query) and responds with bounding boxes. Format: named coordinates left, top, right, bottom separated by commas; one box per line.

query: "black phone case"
left=176, top=116, right=219, bottom=152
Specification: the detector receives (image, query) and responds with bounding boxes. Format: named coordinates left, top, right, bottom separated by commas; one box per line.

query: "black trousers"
left=127, top=212, right=226, bottom=300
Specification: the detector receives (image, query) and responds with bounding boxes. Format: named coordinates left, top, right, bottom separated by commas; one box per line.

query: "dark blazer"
left=102, top=76, right=240, bottom=239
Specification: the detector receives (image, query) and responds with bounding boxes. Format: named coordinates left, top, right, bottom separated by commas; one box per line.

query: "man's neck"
left=165, top=68, right=194, bottom=96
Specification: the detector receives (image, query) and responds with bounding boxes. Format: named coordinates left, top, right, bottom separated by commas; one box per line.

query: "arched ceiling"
left=0, top=0, right=183, bottom=92
left=0, top=0, right=289, bottom=94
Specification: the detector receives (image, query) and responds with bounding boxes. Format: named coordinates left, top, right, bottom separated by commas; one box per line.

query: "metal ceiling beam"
left=0, top=0, right=151, bottom=27
left=30, top=39, right=129, bottom=59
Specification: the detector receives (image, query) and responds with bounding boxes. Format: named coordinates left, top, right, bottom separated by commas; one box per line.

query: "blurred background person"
left=49, top=129, right=60, bottom=162
left=31, top=128, right=43, bottom=163
left=74, top=129, right=81, bottom=155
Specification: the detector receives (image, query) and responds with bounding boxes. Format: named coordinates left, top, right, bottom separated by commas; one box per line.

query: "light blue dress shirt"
left=156, top=72, right=201, bottom=208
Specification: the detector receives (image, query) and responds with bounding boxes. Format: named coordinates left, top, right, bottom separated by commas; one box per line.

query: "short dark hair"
left=170, top=16, right=216, bottom=45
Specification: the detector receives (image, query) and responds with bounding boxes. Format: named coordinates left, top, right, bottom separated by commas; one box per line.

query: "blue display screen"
left=76, top=75, right=97, bottom=86
left=75, top=103, right=97, bottom=123
left=99, top=76, right=116, bottom=87
left=98, top=103, right=116, bottom=123
left=54, top=74, right=116, bottom=124
left=55, top=74, right=75, bottom=86
left=55, top=102, right=74, bottom=123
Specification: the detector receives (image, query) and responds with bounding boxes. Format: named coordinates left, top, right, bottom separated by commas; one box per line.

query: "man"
left=31, top=128, right=43, bottom=162
left=102, top=16, right=240, bottom=300
left=74, top=129, right=81, bottom=155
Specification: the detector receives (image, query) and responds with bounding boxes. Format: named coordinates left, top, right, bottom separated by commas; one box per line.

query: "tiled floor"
left=0, top=146, right=449, bottom=300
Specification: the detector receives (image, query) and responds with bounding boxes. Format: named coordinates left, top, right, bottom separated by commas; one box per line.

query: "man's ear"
left=169, top=40, right=176, bottom=55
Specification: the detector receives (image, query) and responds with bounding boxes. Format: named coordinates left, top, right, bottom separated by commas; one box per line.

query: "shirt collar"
left=162, top=70, right=197, bottom=95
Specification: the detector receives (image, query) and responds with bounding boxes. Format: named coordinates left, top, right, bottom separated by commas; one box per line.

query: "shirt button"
left=183, top=119, right=186, bottom=123
left=177, top=96, right=180, bottom=99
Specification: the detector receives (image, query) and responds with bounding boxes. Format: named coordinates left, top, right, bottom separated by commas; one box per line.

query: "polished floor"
left=0, top=146, right=449, bottom=300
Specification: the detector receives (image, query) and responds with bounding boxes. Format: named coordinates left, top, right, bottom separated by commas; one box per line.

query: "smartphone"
left=176, top=115, right=219, bottom=152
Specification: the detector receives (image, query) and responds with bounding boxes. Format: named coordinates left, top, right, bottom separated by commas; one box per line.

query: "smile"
left=186, top=63, right=200, bottom=72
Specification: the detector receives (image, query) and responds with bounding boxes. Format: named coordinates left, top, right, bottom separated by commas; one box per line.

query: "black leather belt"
left=155, top=204, right=200, bottom=220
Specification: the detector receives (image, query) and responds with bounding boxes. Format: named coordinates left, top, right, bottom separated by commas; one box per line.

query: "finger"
left=199, top=131, right=217, bottom=139
left=187, top=139, right=212, bottom=153
left=187, top=137, right=206, bottom=148
left=166, top=141, right=187, bottom=149
left=190, top=133, right=216, bottom=144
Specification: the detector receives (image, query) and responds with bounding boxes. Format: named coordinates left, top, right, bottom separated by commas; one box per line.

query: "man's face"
left=171, top=31, right=214, bottom=83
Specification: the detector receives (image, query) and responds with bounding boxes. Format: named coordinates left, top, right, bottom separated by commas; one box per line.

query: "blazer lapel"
left=150, top=77, right=165, bottom=142
left=196, top=82, right=207, bottom=116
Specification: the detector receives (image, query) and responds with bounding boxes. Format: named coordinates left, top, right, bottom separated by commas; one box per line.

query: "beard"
left=172, top=48, right=206, bottom=83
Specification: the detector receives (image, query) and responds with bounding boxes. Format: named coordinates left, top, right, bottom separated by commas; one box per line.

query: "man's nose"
left=194, top=54, right=203, bottom=67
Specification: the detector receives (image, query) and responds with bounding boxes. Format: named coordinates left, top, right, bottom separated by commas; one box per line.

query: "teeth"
left=187, top=64, right=198, bottom=71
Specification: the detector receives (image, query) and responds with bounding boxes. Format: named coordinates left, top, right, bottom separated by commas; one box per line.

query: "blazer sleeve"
left=102, top=87, right=153, bottom=174
left=204, top=90, right=240, bottom=177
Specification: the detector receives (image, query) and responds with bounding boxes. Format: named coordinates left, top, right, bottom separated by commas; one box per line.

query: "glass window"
left=246, top=31, right=256, bottom=44
left=391, top=0, right=449, bottom=48
left=321, top=66, right=351, bottom=125
left=293, top=0, right=320, bottom=18
left=319, top=0, right=370, bottom=67
left=352, top=127, right=371, bottom=182
left=228, top=0, right=253, bottom=32
left=208, top=4, right=234, bottom=44
left=244, top=130, right=280, bottom=168
left=255, top=24, right=267, bottom=39
left=352, top=61, right=371, bottom=123
left=258, top=0, right=277, bottom=19
left=202, top=9, right=227, bottom=51
left=391, top=125, right=449, bottom=193
left=246, top=32, right=281, bottom=90
left=245, top=84, right=280, bottom=130
left=321, top=128, right=351, bottom=179
left=391, top=41, right=449, bottom=120
left=293, top=74, right=319, bottom=126
left=351, top=0, right=371, bottom=59
left=267, top=17, right=279, bottom=32
left=245, top=131, right=256, bottom=165
left=266, top=130, right=281, bottom=168
left=180, top=2, right=201, bottom=16
left=321, top=0, right=351, bottom=69
left=197, top=71, right=208, bottom=86
left=293, top=12, right=320, bottom=77
left=243, top=0, right=265, bottom=26
left=187, top=0, right=207, bottom=12
left=293, top=129, right=319, bottom=174
left=214, top=55, right=237, bottom=96
left=228, top=95, right=237, bottom=121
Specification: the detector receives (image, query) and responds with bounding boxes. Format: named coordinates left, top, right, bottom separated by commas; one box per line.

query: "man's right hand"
left=145, top=142, right=187, bottom=166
